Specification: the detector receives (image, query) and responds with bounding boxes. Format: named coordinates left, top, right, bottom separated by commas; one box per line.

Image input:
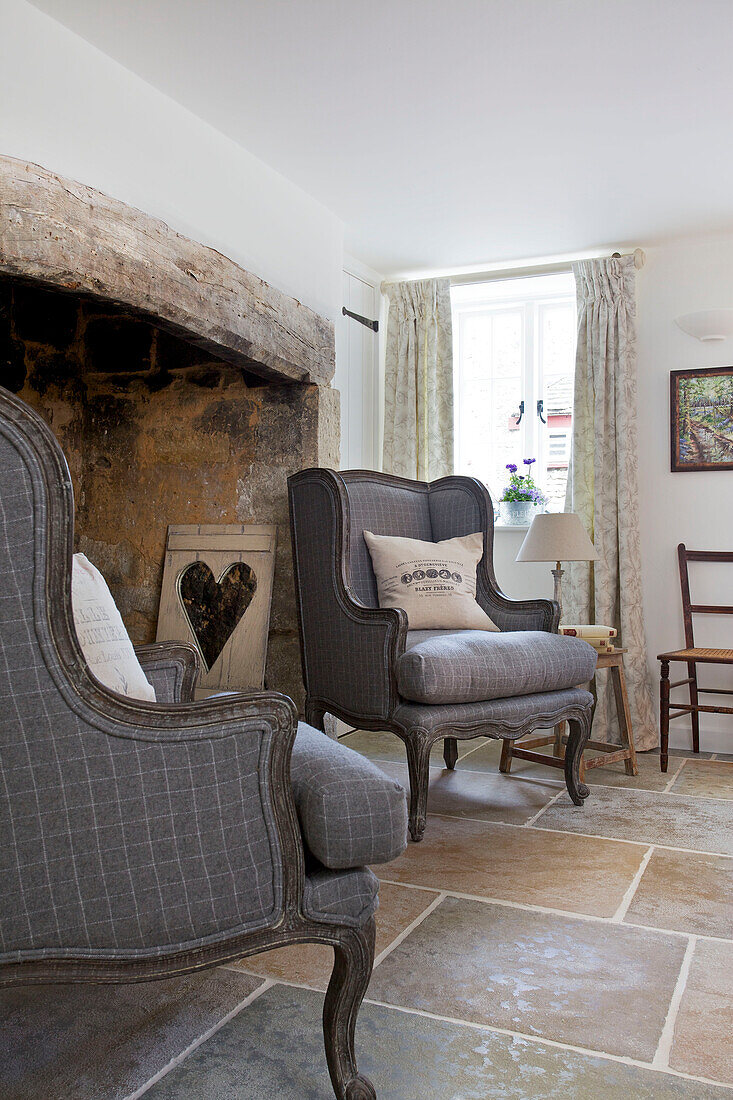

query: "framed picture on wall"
left=670, top=365, right=733, bottom=472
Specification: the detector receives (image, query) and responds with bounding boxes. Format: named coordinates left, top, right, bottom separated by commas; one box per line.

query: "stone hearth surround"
left=0, top=155, right=339, bottom=710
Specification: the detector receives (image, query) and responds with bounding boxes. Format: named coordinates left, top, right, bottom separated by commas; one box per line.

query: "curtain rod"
left=450, top=248, right=646, bottom=287
left=389, top=249, right=646, bottom=289
left=450, top=261, right=572, bottom=286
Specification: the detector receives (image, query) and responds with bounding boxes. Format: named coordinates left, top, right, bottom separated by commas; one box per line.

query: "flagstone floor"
left=3, top=736, right=733, bottom=1099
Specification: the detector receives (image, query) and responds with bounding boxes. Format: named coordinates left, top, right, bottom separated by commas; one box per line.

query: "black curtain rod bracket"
left=342, top=306, right=379, bottom=332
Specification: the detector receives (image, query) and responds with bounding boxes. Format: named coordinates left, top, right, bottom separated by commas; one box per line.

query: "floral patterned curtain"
left=382, top=278, right=454, bottom=481
left=564, top=255, right=657, bottom=750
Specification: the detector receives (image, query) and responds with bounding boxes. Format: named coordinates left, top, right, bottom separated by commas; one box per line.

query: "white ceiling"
left=29, top=0, right=733, bottom=276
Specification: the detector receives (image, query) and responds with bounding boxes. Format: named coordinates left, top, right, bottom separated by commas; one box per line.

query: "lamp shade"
left=515, top=512, right=599, bottom=564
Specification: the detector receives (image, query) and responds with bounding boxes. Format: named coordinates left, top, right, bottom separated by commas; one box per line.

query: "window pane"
left=492, top=311, right=522, bottom=379
left=452, top=275, right=576, bottom=517
left=460, top=313, right=492, bottom=382
left=539, top=301, right=576, bottom=512
left=454, top=308, right=524, bottom=502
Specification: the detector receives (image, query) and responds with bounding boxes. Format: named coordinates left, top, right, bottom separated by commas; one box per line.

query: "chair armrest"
left=478, top=586, right=561, bottom=634
left=334, top=591, right=409, bottom=718
left=305, top=586, right=408, bottom=724
left=135, top=641, right=200, bottom=702
left=289, top=469, right=409, bottom=724
left=291, top=723, right=408, bottom=869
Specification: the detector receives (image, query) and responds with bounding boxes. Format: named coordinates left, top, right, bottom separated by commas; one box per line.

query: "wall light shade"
left=674, top=309, right=733, bottom=342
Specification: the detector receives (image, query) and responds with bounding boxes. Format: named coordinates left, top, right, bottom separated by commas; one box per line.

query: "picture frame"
left=670, top=365, right=733, bottom=472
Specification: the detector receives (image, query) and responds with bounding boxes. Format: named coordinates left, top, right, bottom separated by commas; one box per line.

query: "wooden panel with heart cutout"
left=156, top=524, right=277, bottom=697
left=178, top=561, right=258, bottom=672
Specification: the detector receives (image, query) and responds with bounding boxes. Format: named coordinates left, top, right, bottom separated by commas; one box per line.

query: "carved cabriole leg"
left=305, top=698, right=326, bottom=732
left=443, top=737, right=458, bottom=770
left=404, top=732, right=432, bottom=842
left=660, top=660, right=670, bottom=773
left=564, top=712, right=591, bottom=804
left=323, top=917, right=377, bottom=1100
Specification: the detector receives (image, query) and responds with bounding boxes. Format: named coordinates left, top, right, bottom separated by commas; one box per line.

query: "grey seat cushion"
left=396, top=629, right=598, bottom=705
left=290, top=722, right=408, bottom=871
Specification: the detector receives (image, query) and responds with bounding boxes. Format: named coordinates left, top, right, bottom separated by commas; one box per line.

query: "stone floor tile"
left=624, top=848, right=733, bottom=938
left=536, top=787, right=733, bottom=855
left=369, top=896, right=686, bottom=1061
left=379, top=813, right=646, bottom=917
left=375, top=759, right=562, bottom=826
left=670, top=939, right=733, bottom=1084
left=670, top=760, right=733, bottom=800
left=340, top=728, right=484, bottom=765
left=0, top=968, right=262, bottom=1100
left=143, top=983, right=730, bottom=1099
left=233, top=882, right=439, bottom=989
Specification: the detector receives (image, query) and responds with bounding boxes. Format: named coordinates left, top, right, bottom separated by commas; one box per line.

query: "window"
left=452, top=273, right=576, bottom=514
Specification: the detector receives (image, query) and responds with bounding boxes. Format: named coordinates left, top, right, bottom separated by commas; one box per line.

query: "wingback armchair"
left=0, top=389, right=409, bottom=1100
left=289, top=469, right=597, bottom=842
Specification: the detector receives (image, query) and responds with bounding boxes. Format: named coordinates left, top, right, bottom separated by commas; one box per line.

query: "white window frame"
left=452, top=273, right=576, bottom=507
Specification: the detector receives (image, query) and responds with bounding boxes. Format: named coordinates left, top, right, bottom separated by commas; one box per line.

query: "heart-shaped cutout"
left=178, top=561, right=257, bottom=672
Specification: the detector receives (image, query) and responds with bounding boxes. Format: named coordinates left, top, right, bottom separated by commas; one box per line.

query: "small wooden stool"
left=500, top=649, right=638, bottom=779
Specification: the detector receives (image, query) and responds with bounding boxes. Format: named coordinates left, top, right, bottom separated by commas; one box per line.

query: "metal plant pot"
left=498, top=500, right=543, bottom=526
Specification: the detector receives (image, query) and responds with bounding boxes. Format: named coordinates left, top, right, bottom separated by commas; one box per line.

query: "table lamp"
left=515, top=512, right=599, bottom=617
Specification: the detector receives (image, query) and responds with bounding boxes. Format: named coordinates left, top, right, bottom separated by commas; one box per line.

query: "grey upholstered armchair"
left=289, top=469, right=597, bottom=842
left=0, top=388, right=408, bottom=1100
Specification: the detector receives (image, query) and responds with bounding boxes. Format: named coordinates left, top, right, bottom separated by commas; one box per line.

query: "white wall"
left=0, top=0, right=343, bottom=322
left=493, top=528, right=555, bottom=603
left=636, top=233, right=733, bottom=753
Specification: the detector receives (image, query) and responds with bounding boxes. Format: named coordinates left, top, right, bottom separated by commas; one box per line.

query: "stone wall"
left=0, top=276, right=339, bottom=710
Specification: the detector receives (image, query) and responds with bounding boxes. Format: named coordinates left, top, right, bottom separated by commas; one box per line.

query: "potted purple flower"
left=498, top=459, right=548, bottom=526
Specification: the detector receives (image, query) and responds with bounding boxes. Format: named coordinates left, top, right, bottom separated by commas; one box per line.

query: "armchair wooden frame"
left=658, top=543, right=733, bottom=772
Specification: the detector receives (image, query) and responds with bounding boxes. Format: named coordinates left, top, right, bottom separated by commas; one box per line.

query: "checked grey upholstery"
left=289, top=468, right=596, bottom=842
left=397, top=629, right=597, bottom=705
left=0, top=388, right=404, bottom=1100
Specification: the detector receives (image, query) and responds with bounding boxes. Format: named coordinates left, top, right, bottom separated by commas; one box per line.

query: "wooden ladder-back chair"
left=658, top=543, right=733, bottom=771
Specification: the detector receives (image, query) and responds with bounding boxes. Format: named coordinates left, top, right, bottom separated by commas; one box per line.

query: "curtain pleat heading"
left=382, top=278, right=454, bottom=481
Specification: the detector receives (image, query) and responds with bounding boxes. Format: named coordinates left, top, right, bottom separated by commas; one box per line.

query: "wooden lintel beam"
left=0, top=155, right=335, bottom=387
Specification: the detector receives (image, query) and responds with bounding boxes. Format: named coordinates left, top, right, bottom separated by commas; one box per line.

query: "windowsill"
left=494, top=524, right=530, bottom=532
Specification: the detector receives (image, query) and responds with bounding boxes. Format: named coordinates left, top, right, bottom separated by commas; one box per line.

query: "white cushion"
left=71, top=553, right=156, bottom=702
left=363, top=530, right=499, bottom=631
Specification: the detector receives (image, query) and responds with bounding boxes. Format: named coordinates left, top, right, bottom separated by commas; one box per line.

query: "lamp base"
left=551, top=563, right=564, bottom=619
